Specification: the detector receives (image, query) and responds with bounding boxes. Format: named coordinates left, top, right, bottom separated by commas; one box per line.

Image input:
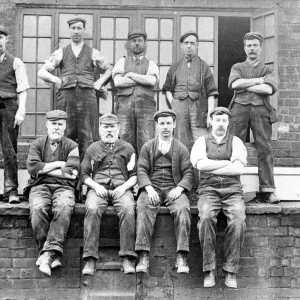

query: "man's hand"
left=111, top=185, right=126, bottom=199
left=145, top=186, right=160, bottom=206
left=55, top=77, right=62, bottom=89
left=166, top=186, right=184, bottom=205
left=94, top=184, right=108, bottom=198
left=257, top=76, right=265, bottom=84
left=124, top=72, right=134, bottom=79
left=14, top=108, right=25, bottom=128
left=58, top=161, right=67, bottom=169
left=93, top=81, right=103, bottom=91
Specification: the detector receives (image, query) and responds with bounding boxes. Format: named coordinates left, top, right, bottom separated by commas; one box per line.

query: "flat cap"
left=210, top=107, right=231, bottom=118
left=243, top=32, right=263, bottom=44
left=153, top=109, right=177, bottom=121
left=0, top=25, right=8, bottom=36
left=67, top=17, right=86, bottom=27
left=46, top=110, right=67, bottom=120
left=180, top=30, right=198, bottom=43
left=128, top=30, right=147, bottom=40
left=99, top=113, right=119, bottom=124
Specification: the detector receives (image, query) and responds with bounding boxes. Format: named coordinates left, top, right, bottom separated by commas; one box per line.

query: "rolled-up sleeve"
left=43, top=48, right=63, bottom=72
left=228, top=63, right=242, bottom=90
left=13, top=58, right=30, bottom=93
left=27, top=141, right=46, bottom=177
left=112, top=57, right=126, bottom=79
left=203, top=62, right=218, bottom=98
left=190, top=136, right=207, bottom=168
left=92, top=49, right=111, bottom=72
left=147, top=60, right=159, bottom=82
left=231, top=136, right=248, bottom=166
left=264, top=67, right=277, bottom=95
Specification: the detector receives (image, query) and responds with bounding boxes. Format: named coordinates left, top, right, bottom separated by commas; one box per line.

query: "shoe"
left=225, top=272, right=237, bottom=288
left=82, top=257, right=96, bottom=276
left=8, top=194, right=20, bottom=204
left=265, top=192, right=280, bottom=204
left=37, top=251, right=57, bottom=277
left=203, top=270, right=215, bottom=287
left=175, top=252, right=189, bottom=274
left=122, top=257, right=136, bottom=274
left=51, top=256, right=62, bottom=269
left=136, top=251, right=149, bottom=273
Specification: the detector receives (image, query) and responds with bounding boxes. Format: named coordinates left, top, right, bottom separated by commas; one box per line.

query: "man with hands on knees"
left=135, top=109, right=193, bottom=274
left=191, top=107, right=247, bottom=289
left=25, top=110, right=80, bottom=277
left=81, top=113, right=137, bottom=276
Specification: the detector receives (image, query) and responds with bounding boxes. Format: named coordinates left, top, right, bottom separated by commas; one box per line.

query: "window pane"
left=36, top=115, right=47, bottom=135
left=100, top=40, right=114, bottom=64
left=116, top=18, right=129, bottom=39
left=23, top=15, right=37, bottom=36
left=253, top=17, right=264, bottom=35
left=265, top=14, right=275, bottom=37
left=38, top=16, right=51, bottom=36
left=25, top=63, right=36, bottom=88
left=181, top=17, right=196, bottom=35
left=146, top=41, right=158, bottom=63
left=21, top=114, right=35, bottom=136
left=160, top=41, right=172, bottom=65
left=160, top=19, right=173, bottom=40
left=23, top=38, right=37, bottom=62
left=159, top=66, right=169, bottom=89
left=37, top=89, right=51, bottom=112
left=115, top=40, right=126, bottom=63
left=198, top=42, right=214, bottom=65
left=264, top=37, right=275, bottom=63
left=38, top=38, right=51, bottom=62
left=26, top=89, right=36, bottom=112
left=101, top=18, right=114, bottom=39
left=59, top=14, right=93, bottom=38
left=198, top=17, right=214, bottom=40
left=145, top=18, right=158, bottom=39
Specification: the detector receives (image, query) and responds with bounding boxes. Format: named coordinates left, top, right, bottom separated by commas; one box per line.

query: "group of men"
left=0, top=15, right=279, bottom=289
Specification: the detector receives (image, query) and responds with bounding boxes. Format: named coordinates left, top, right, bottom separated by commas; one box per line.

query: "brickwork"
left=0, top=203, right=300, bottom=299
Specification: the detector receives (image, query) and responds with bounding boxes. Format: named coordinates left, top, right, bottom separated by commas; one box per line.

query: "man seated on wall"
left=25, top=110, right=80, bottom=277
left=81, top=113, right=137, bottom=276
left=135, top=109, right=193, bottom=274
left=191, top=107, right=247, bottom=288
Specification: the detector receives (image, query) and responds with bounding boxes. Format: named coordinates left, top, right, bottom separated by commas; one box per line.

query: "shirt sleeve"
left=43, top=48, right=63, bottom=72
left=147, top=60, right=159, bottom=82
left=27, top=140, right=46, bottom=177
left=112, top=57, right=126, bottom=78
left=228, top=63, right=242, bottom=90
left=231, top=136, right=248, bottom=166
left=190, top=136, right=207, bottom=168
left=203, top=63, right=218, bottom=97
left=13, top=58, right=30, bottom=93
left=264, top=66, right=278, bottom=95
left=92, top=48, right=111, bottom=71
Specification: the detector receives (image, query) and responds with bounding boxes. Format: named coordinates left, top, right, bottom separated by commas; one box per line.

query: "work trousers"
left=229, top=103, right=275, bottom=192
left=83, top=189, right=137, bottom=260
left=29, top=184, right=75, bottom=255
left=0, top=98, right=18, bottom=199
left=136, top=188, right=191, bottom=253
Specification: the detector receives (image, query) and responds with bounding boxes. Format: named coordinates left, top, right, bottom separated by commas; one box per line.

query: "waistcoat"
left=0, top=52, right=17, bottom=99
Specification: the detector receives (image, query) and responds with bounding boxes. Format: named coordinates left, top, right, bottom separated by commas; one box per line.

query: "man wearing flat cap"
left=112, top=29, right=159, bottom=155
left=81, top=113, right=137, bottom=276
left=38, top=17, right=112, bottom=160
left=25, top=110, right=80, bottom=277
left=163, top=30, right=218, bottom=150
left=135, top=109, right=193, bottom=274
left=0, top=25, right=29, bottom=203
left=228, top=32, right=279, bottom=203
left=191, top=107, right=247, bottom=288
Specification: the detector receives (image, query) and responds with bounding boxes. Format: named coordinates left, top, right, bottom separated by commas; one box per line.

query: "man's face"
left=130, top=36, right=146, bottom=55
left=244, top=38, right=262, bottom=60
left=156, top=116, right=176, bottom=139
left=46, top=120, right=66, bottom=140
left=210, top=114, right=229, bottom=137
left=0, top=34, right=8, bottom=56
left=99, top=123, right=119, bottom=143
left=181, top=35, right=198, bottom=59
left=69, top=21, right=85, bottom=43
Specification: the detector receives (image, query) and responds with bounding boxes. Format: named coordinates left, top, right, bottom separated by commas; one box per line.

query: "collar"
left=209, top=132, right=230, bottom=145
left=245, top=59, right=262, bottom=67
left=0, top=53, right=6, bottom=63
left=158, top=136, right=173, bottom=144
left=71, top=41, right=84, bottom=49
left=132, top=55, right=144, bottom=61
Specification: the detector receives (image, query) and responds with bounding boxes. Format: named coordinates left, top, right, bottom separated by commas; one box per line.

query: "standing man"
left=38, top=17, right=112, bottom=160
left=191, top=107, right=247, bottom=288
left=228, top=32, right=279, bottom=203
left=25, top=110, right=80, bottom=277
left=81, top=113, right=137, bottom=276
left=163, top=31, right=218, bottom=150
left=135, top=109, right=193, bottom=274
left=0, top=25, right=29, bottom=203
left=113, top=30, right=159, bottom=155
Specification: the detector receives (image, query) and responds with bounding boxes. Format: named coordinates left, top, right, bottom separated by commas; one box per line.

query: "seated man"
left=25, top=110, right=80, bottom=277
left=81, top=113, right=137, bottom=276
left=135, top=109, right=193, bottom=274
left=190, top=107, right=247, bottom=288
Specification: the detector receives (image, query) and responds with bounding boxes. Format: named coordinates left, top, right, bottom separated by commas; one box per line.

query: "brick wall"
left=1, top=203, right=300, bottom=300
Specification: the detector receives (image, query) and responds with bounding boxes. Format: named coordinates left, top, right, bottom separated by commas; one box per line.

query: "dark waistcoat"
left=0, top=52, right=17, bottom=99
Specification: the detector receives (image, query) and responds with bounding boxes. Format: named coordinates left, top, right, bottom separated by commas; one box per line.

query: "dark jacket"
left=138, top=137, right=194, bottom=191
